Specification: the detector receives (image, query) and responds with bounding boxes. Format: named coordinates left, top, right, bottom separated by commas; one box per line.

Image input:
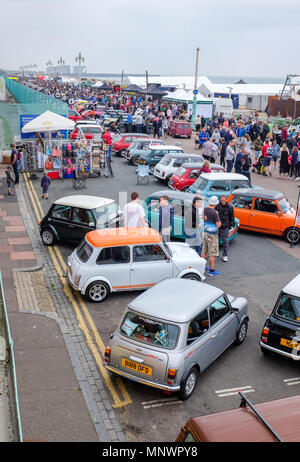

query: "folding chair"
left=136, top=164, right=150, bottom=184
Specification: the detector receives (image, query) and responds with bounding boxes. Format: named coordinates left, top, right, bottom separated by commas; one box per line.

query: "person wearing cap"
left=201, top=196, right=221, bottom=276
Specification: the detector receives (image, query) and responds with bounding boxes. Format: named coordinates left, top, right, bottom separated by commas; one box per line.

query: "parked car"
left=187, top=172, right=252, bottom=198
left=168, top=162, right=225, bottom=191
left=154, top=153, right=204, bottom=183
left=139, top=145, right=184, bottom=173
left=70, top=124, right=103, bottom=141
left=227, top=188, right=300, bottom=245
left=176, top=392, right=300, bottom=441
left=39, top=195, right=120, bottom=246
left=260, top=273, right=300, bottom=359
left=123, top=139, right=165, bottom=164
left=80, top=109, right=102, bottom=119
left=68, top=109, right=83, bottom=123
left=168, top=120, right=192, bottom=139
left=66, top=228, right=206, bottom=303
left=144, top=189, right=239, bottom=243
left=112, top=133, right=150, bottom=156
left=104, top=278, right=248, bottom=399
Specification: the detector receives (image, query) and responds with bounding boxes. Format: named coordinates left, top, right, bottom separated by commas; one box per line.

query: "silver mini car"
left=104, top=279, right=248, bottom=400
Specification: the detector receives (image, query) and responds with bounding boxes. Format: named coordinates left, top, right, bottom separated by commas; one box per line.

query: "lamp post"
left=75, top=52, right=85, bottom=88
left=46, top=60, right=52, bottom=74
left=191, top=47, right=200, bottom=130
left=57, top=57, right=65, bottom=78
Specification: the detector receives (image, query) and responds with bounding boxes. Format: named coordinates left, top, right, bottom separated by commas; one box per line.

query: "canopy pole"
left=36, top=132, right=44, bottom=153
left=191, top=47, right=200, bottom=130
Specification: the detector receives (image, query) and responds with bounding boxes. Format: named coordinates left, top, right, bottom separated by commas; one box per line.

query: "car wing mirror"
left=89, top=222, right=95, bottom=227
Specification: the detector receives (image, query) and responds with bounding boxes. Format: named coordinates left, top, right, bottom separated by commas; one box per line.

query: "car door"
left=229, top=195, right=253, bottom=228
left=130, top=244, right=174, bottom=288
left=48, top=204, right=72, bottom=241
left=208, top=295, right=239, bottom=358
left=185, top=308, right=215, bottom=372
left=95, top=246, right=131, bottom=289
left=69, top=207, right=96, bottom=242
left=249, top=198, right=283, bottom=234
left=152, top=150, right=165, bottom=165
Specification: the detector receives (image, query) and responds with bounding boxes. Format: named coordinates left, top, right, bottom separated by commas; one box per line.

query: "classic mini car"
left=112, top=133, right=149, bottom=156
left=139, top=145, right=184, bottom=173
left=260, top=273, right=300, bottom=359
left=66, top=228, right=206, bottom=303
left=104, top=278, right=248, bottom=399
left=176, top=393, right=300, bottom=442
left=227, top=188, right=300, bottom=245
left=169, top=162, right=225, bottom=192
left=68, top=109, right=83, bottom=122
left=70, top=124, right=103, bottom=141
left=154, top=153, right=204, bottom=184
left=168, top=120, right=192, bottom=139
left=123, top=139, right=165, bottom=164
left=187, top=172, right=252, bottom=198
left=39, top=195, right=120, bottom=246
left=144, top=190, right=239, bottom=243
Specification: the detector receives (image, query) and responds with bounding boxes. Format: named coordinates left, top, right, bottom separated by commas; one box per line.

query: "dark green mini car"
left=139, top=145, right=184, bottom=173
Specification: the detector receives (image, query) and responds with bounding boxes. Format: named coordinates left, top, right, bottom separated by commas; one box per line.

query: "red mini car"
left=68, top=109, right=83, bottom=122
left=169, top=162, right=225, bottom=192
left=168, top=121, right=192, bottom=139
left=112, top=133, right=149, bottom=156
left=70, top=125, right=103, bottom=141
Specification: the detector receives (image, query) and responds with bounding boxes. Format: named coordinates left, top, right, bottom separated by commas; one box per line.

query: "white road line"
left=284, top=377, right=300, bottom=383
left=142, top=397, right=179, bottom=405
left=215, top=385, right=252, bottom=394
left=215, top=385, right=255, bottom=397
left=217, top=389, right=255, bottom=397
left=286, top=381, right=300, bottom=386
left=143, top=400, right=183, bottom=409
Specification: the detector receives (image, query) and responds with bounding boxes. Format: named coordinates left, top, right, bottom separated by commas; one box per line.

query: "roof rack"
left=238, top=392, right=284, bottom=442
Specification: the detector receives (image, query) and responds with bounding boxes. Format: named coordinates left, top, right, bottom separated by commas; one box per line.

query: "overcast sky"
left=1, top=0, right=299, bottom=78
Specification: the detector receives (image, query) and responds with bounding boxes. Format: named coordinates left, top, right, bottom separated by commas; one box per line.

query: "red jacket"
left=281, top=128, right=288, bottom=140
left=261, top=144, right=268, bottom=157
left=103, top=132, right=112, bottom=145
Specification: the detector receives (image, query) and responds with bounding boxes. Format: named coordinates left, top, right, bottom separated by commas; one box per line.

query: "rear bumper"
left=66, top=271, right=80, bottom=292
left=259, top=340, right=300, bottom=360
left=104, top=364, right=181, bottom=391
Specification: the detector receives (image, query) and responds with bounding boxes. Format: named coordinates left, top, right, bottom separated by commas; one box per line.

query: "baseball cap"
left=208, top=196, right=219, bottom=205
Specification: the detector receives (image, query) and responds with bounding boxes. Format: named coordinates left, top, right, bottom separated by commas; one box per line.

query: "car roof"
left=188, top=394, right=300, bottom=442
left=147, top=189, right=197, bottom=203
left=121, top=133, right=149, bottom=137
left=230, top=188, right=285, bottom=200
left=148, top=145, right=183, bottom=151
left=86, top=227, right=161, bottom=248
left=54, top=195, right=114, bottom=209
left=128, top=279, right=224, bottom=323
left=165, top=153, right=202, bottom=159
left=282, top=274, right=300, bottom=297
left=181, top=162, right=223, bottom=169
left=200, top=172, right=249, bottom=181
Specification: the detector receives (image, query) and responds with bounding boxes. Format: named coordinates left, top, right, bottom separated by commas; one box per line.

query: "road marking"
left=215, top=385, right=255, bottom=397
left=23, top=173, right=132, bottom=408
left=142, top=398, right=183, bottom=409
left=284, top=377, right=300, bottom=386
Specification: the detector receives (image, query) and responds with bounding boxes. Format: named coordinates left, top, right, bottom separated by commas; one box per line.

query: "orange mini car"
left=227, top=188, right=300, bottom=245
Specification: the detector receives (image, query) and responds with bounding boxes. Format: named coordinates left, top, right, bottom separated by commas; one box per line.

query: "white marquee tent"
left=21, top=110, right=75, bottom=133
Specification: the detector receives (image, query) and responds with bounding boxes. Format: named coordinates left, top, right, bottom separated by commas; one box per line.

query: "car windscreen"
left=160, top=156, right=172, bottom=166
left=76, top=241, right=93, bottom=263
left=175, top=166, right=187, bottom=177
left=192, top=177, right=209, bottom=190
left=141, top=149, right=152, bottom=158
left=120, top=311, right=179, bottom=349
left=278, top=197, right=293, bottom=213
left=93, top=202, right=119, bottom=227
left=276, top=295, right=300, bottom=324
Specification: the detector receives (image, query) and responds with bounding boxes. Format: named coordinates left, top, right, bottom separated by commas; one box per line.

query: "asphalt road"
left=23, top=135, right=300, bottom=442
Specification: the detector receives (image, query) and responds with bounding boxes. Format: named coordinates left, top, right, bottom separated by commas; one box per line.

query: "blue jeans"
left=108, top=145, right=112, bottom=160
left=192, top=244, right=202, bottom=256
left=226, top=159, right=233, bottom=172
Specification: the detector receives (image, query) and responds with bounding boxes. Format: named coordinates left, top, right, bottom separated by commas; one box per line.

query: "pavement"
left=0, top=164, right=126, bottom=442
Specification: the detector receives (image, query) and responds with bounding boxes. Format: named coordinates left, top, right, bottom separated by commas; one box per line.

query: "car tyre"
left=131, top=156, right=140, bottom=166
left=284, top=227, right=300, bottom=245
left=149, top=165, right=155, bottom=174
left=118, top=149, right=126, bottom=157
left=179, top=367, right=198, bottom=400
left=234, top=319, right=248, bottom=345
left=182, top=273, right=202, bottom=281
left=181, top=186, right=189, bottom=192
left=85, top=281, right=110, bottom=303
left=41, top=228, right=56, bottom=246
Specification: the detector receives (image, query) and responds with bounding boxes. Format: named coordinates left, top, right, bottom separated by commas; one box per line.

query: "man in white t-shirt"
left=123, top=192, right=146, bottom=227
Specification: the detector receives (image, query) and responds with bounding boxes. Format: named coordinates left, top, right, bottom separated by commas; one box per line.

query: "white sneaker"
left=295, top=177, right=300, bottom=182
left=223, top=256, right=228, bottom=262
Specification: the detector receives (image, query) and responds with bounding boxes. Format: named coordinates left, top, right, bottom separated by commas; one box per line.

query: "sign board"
left=193, top=89, right=198, bottom=95
left=188, top=102, right=213, bottom=119
left=20, top=115, right=68, bottom=139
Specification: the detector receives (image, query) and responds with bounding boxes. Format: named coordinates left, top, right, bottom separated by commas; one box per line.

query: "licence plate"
left=121, top=358, right=152, bottom=376
left=280, top=338, right=300, bottom=350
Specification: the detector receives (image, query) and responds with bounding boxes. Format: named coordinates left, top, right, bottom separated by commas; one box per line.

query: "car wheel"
left=234, top=319, right=248, bottom=345
left=149, top=165, right=155, bottom=174
left=182, top=273, right=202, bottom=281
left=284, top=227, right=300, bottom=245
left=41, top=228, right=56, bottom=246
left=179, top=367, right=198, bottom=400
left=85, top=281, right=110, bottom=303
left=181, top=186, right=189, bottom=192
left=131, top=156, right=140, bottom=166
left=118, top=149, right=125, bottom=157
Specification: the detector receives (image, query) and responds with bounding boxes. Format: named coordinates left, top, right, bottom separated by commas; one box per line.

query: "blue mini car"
left=187, top=172, right=252, bottom=198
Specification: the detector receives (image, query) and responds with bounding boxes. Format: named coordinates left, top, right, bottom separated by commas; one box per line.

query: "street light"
left=75, top=52, right=85, bottom=87
left=57, top=57, right=65, bottom=78
left=191, top=47, right=200, bottom=130
left=46, top=60, right=52, bottom=73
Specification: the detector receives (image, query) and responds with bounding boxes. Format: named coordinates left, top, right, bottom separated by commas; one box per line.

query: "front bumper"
left=104, top=363, right=181, bottom=392
left=259, top=340, right=300, bottom=360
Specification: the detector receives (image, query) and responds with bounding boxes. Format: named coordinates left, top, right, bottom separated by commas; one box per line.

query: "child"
left=41, top=172, right=51, bottom=199
left=6, top=166, right=14, bottom=196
